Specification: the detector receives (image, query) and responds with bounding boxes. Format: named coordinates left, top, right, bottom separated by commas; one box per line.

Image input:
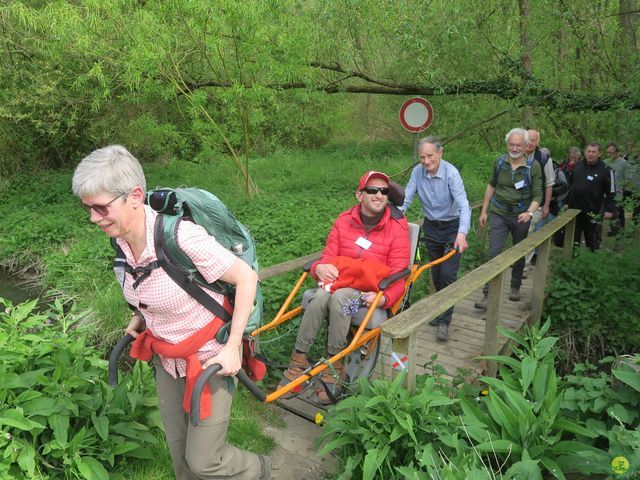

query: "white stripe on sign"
left=391, top=351, right=408, bottom=371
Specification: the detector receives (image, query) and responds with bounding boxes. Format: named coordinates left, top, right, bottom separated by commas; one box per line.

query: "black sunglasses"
left=81, top=193, right=126, bottom=216
left=361, top=186, right=389, bottom=195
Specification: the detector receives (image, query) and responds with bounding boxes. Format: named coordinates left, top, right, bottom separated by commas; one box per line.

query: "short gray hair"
left=505, top=128, right=530, bottom=145
left=568, top=146, right=581, bottom=156
left=72, top=145, right=146, bottom=198
left=418, top=136, right=443, bottom=151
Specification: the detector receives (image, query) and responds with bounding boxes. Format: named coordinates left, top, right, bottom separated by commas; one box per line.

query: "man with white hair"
left=525, top=129, right=555, bottom=228
left=475, top=128, right=542, bottom=309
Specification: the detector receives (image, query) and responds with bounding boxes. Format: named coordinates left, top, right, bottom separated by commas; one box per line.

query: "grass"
left=0, top=141, right=496, bottom=477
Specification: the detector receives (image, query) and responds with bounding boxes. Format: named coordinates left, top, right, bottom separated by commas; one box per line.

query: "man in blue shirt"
left=401, top=136, right=471, bottom=341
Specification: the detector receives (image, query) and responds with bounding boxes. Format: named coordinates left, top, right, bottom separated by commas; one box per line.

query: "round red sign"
left=399, top=97, right=433, bottom=133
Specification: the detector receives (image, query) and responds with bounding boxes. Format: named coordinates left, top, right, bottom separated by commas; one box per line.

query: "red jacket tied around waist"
left=130, top=316, right=226, bottom=421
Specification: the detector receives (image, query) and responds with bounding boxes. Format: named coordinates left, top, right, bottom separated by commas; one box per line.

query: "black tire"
left=343, top=336, right=381, bottom=384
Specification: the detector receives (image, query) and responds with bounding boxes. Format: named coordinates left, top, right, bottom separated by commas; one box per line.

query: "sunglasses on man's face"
left=361, top=186, right=389, bottom=195
left=80, top=193, right=126, bottom=216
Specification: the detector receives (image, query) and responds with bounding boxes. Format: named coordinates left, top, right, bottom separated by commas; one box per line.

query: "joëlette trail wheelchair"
left=109, top=223, right=457, bottom=425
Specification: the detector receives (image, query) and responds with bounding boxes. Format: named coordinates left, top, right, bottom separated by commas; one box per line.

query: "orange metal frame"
left=250, top=249, right=457, bottom=403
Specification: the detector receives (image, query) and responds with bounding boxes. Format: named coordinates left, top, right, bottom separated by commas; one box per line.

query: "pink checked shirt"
left=116, top=206, right=235, bottom=378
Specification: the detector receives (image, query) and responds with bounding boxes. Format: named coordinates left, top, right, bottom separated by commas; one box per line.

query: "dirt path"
left=264, top=407, right=338, bottom=480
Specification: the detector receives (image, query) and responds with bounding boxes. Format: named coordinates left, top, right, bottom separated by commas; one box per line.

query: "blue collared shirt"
left=401, top=159, right=471, bottom=235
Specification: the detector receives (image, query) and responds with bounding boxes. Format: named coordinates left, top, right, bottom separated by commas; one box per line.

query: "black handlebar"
left=190, top=364, right=267, bottom=426
left=108, top=334, right=267, bottom=426
left=108, top=333, right=136, bottom=387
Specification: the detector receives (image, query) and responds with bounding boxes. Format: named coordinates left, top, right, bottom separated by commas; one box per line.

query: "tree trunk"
left=519, top=0, right=535, bottom=127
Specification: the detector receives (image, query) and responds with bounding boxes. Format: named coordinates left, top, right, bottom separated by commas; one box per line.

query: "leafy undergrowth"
left=319, top=319, right=640, bottom=479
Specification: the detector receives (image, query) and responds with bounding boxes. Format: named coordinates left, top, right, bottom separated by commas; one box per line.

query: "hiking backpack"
left=113, top=187, right=263, bottom=343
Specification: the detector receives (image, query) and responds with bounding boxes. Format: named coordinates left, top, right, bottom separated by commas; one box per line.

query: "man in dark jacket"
left=567, top=143, right=615, bottom=251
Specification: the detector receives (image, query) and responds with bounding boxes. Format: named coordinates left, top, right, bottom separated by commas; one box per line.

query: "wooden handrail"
left=381, top=208, right=580, bottom=388
left=381, top=209, right=580, bottom=338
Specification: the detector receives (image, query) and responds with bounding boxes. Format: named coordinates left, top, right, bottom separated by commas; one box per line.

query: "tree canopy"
left=1, top=0, right=639, bottom=182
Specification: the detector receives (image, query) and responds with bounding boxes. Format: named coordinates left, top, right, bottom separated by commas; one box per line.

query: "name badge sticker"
left=587, top=175, right=594, bottom=181
left=514, top=180, right=526, bottom=190
left=355, top=236, right=372, bottom=250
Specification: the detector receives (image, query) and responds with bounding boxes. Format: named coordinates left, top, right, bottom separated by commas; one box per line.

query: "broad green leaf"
left=553, top=418, right=597, bottom=438
left=17, top=443, right=36, bottom=476
left=478, top=356, right=521, bottom=371
left=21, top=396, right=59, bottom=417
left=607, top=403, right=633, bottom=424
left=75, top=456, right=109, bottom=480
left=521, top=357, right=537, bottom=392
left=49, top=413, right=70, bottom=445
left=612, top=368, right=640, bottom=392
left=475, top=439, right=522, bottom=454
left=535, top=337, right=558, bottom=358
left=91, top=414, right=109, bottom=441
left=362, top=448, right=380, bottom=480
left=112, top=441, right=141, bottom=455
left=540, top=456, right=567, bottom=480
left=0, top=408, right=44, bottom=431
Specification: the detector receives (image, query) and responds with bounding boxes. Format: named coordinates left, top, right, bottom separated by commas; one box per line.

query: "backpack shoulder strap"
left=525, top=155, right=537, bottom=188
left=154, top=214, right=232, bottom=323
left=494, top=154, right=507, bottom=181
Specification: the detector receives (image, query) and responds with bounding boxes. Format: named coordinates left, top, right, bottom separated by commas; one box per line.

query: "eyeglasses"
left=361, top=186, right=389, bottom=195
left=508, top=143, right=524, bottom=149
left=80, top=193, right=126, bottom=216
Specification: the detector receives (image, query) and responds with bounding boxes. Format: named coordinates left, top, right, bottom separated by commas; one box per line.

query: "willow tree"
left=1, top=0, right=639, bottom=186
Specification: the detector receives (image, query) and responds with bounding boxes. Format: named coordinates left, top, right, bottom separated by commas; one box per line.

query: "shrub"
left=544, top=235, right=640, bottom=363
left=0, top=298, right=163, bottom=479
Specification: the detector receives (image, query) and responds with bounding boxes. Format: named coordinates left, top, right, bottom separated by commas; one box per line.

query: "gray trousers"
left=423, top=219, right=461, bottom=325
left=153, top=356, right=261, bottom=480
left=483, top=212, right=531, bottom=294
left=295, top=287, right=357, bottom=356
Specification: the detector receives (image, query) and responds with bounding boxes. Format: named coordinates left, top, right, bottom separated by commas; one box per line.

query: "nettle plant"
left=0, top=298, right=162, bottom=480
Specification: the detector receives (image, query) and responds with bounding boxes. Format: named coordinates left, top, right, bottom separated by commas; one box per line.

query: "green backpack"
left=113, top=187, right=263, bottom=343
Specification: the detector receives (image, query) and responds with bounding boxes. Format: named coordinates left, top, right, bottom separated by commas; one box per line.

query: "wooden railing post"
left=483, top=271, right=504, bottom=377
left=563, top=217, right=576, bottom=257
left=391, top=334, right=418, bottom=392
left=531, top=237, right=551, bottom=324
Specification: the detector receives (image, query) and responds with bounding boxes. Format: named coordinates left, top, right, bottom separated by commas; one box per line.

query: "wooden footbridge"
left=259, top=209, right=580, bottom=392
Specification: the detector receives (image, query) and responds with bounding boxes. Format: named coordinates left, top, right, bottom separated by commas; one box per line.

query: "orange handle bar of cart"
left=411, top=247, right=458, bottom=284
left=253, top=249, right=459, bottom=402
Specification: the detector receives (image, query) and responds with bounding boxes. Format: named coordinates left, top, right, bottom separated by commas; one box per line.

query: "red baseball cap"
left=357, top=171, right=390, bottom=191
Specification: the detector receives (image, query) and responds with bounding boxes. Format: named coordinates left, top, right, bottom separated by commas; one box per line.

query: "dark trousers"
left=574, top=210, right=600, bottom=251
left=423, top=219, right=461, bottom=325
left=483, top=212, right=530, bottom=295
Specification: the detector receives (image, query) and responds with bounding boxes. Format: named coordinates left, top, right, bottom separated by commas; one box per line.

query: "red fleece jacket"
left=311, top=205, right=410, bottom=306
left=320, top=256, right=391, bottom=292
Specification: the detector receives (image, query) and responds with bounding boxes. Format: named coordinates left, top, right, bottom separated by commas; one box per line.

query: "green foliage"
left=544, top=235, right=640, bottom=362
left=318, top=373, right=464, bottom=479
left=320, top=319, right=640, bottom=479
left=0, top=297, right=163, bottom=479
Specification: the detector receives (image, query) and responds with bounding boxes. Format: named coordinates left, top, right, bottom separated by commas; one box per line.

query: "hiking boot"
left=258, top=454, right=271, bottom=480
left=282, top=351, right=309, bottom=382
left=436, top=324, right=449, bottom=341
left=317, top=359, right=346, bottom=405
left=509, top=288, right=521, bottom=301
left=474, top=294, right=488, bottom=310
left=429, top=318, right=439, bottom=326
